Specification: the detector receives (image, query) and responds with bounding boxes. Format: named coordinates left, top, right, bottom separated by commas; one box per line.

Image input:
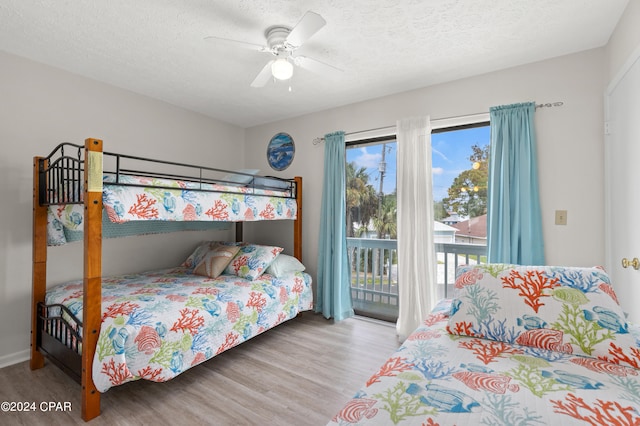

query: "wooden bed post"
left=294, top=176, right=302, bottom=262
left=82, top=138, right=103, bottom=421
left=235, top=222, right=243, bottom=242
left=31, top=157, right=47, bottom=370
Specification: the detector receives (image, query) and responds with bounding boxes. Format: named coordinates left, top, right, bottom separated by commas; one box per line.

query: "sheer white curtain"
left=396, top=116, right=437, bottom=341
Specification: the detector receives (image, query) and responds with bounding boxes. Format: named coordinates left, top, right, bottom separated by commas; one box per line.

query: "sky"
left=346, top=125, right=490, bottom=201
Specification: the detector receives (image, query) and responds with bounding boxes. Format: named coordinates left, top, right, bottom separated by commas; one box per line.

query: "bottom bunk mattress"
left=44, top=267, right=313, bottom=392
left=329, top=298, right=640, bottom=426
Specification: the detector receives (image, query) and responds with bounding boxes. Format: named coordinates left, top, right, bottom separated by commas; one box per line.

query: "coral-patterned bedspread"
left=45, top=267, right=313, bottom=393
left=102, top=174, right=297, bottom=223
left=328, top=299, right=640, bottom=425
left=51, top=174, right=297, bottom=228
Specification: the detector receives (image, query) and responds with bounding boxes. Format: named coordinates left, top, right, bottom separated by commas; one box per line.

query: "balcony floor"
left=348, top=239, right=486, bottom=321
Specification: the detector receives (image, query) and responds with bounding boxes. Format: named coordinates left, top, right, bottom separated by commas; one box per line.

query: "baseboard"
left=0, top=349, right=30, bottom=369
left=353, top=314, right=396, bottom=328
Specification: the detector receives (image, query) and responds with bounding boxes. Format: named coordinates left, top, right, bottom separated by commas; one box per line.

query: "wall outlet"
left=555, top=210, right=568, bottom=225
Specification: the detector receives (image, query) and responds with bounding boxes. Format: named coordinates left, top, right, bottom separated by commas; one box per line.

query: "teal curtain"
left=315, top=131, right=354, bottom=321
left=487, top=102, right=545, bottom=265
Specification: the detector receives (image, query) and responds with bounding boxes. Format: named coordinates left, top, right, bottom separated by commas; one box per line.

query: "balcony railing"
left=347, top=238, right=487, bottom=322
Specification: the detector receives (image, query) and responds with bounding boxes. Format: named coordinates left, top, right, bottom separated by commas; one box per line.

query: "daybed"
left=328, top=263, right=640, bottom=425
left=31, top=139, right=311, bottom=421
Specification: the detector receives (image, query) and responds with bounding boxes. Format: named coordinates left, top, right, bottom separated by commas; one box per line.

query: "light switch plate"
left=555, top=210, right=567, bottom=225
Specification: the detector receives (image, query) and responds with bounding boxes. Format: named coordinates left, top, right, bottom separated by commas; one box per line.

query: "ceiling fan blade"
left=285, top=11, right=326, bottom=48
left=250, top=60, right=275, bottom=87
left=294, top=55, right=342, bottom=76
left=204, top=35, right=268, bottom=52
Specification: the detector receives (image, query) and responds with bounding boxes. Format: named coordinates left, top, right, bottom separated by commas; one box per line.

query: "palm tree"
left=373, top=195, right=397, bottom=239
left=346, top=162, right=378, bottom=237
left=371, top=194, right=397, bottom=277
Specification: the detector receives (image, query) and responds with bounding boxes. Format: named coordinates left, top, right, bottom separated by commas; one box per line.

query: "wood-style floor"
left=0, top=312, right=400, bottom=425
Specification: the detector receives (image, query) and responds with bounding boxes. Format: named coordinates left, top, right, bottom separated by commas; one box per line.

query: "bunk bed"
left=328, top=264, right=640, bottom=425
left=31, top=138, right=309, bottom=421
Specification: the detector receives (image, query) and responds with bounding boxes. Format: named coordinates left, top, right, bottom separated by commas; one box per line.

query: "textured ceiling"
left=0, top=0, right=629, bottom=127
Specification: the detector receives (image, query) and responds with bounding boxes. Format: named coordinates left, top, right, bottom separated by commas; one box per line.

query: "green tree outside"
left=442, top=144, right=489, bottom=218
left=346, top=162, right=378, bottom=237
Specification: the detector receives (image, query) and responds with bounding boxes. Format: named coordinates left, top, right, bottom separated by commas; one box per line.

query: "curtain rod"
left=312, top=101, right=563, bottom=144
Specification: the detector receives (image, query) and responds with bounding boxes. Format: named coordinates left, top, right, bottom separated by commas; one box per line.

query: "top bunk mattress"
left=50, top=173, right=297, bottom=222
left=100, top=173, right=297, bottom=222
left=47, top=174, right=298, bottom=245
left=39, top=142, right=300, bottom=245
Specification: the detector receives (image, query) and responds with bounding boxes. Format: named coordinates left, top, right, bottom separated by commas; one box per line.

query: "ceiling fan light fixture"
left=271, top=58, right=293, bottom=80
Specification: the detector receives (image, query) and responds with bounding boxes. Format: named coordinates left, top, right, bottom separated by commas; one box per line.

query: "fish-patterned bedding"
left=328, top=264, right=640, bottom=425
left=50, top=173, right=296, bottom=226
left=47, top=174, right=297, bottom=245
left=99, top=174, right=296, bottom=223
left=45, top=266, right=313, bottom=392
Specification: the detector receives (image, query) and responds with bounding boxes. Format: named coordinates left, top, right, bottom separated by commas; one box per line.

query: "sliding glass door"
left=345, top=123, right=490, bottom=321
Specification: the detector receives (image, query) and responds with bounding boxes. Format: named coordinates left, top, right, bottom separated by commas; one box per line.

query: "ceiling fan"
left=205, top=11, right=341, bottom=87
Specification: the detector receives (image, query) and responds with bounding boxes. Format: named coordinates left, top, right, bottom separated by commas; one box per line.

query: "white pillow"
left=222, top=169, right=260, bottom=185
left=253, top=176, right=291, bottom=190
left=265, top=254, right=305, bottom=277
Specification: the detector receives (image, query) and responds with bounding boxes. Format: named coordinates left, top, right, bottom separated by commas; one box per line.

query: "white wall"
left=244, top=48, right=607, bottom=284
left=606, top=0, right=640, bottom=83
left=0, top=51, right=243, bottom=365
